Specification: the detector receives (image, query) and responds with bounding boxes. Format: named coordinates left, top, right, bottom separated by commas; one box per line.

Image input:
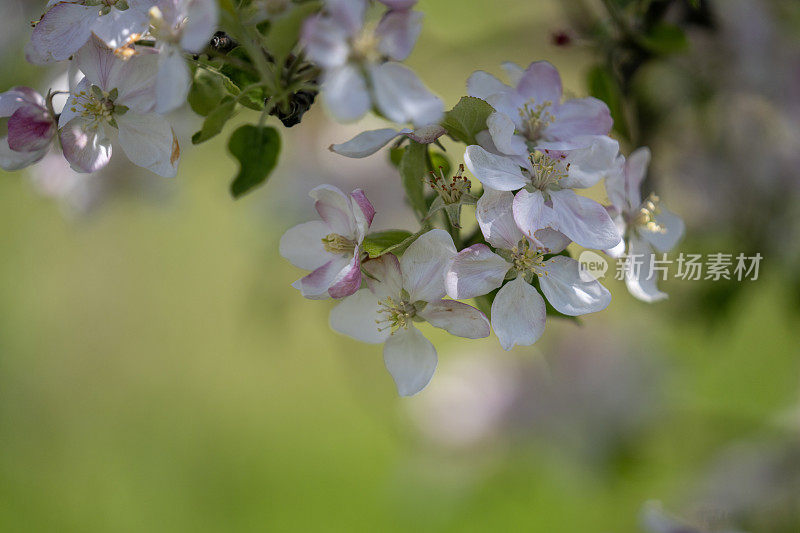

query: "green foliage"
left=191, top=96, right=238, bottom=145
left=188, top=68, right=232, bottom=117
left=429, top=151, right=451, bottom=178
left=642, top=23, right=689, bottom=55
left=441, top=96, right=495, bottom=146
left=587, top=65, right=628, bottom=141
left=362, top=230, right=414, bottom=259
left=228, top=125, right=281, bottom=198
left=221, top=48, right=267, bottom=111
left=264, top=1, right=322, bottom=63
left=398, top=141, right=428, bottom=219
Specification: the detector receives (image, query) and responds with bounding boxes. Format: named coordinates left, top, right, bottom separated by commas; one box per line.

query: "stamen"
left=350, top=23, right=381, bottom=63
left=510, top=239, right=547, bottom=277
left=69, top=86, right=118, bottom=130
left=322, top=233, right=356, bottom=255
left=528, top=151, right=568, bottom=191
left=519, top=100, right=555, bottom=140
left=376, top=296, right=415, bottom=334
left=632, top=193, right=666, bottom=233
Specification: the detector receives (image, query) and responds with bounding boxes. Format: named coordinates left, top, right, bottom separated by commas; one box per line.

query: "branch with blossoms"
left=2, top=0, right=684, bottom=396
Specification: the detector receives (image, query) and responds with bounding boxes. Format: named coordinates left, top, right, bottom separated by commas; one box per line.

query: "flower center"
left=376, top=295, right=416, bottom=334
left=528, top=151, right=568, bottom=191
left=631, top=193, right=666, bottom=233
left=425, top=164, right=471, bottom=204
left=519, top=100, right=555, bottom=141
left=322, top=233, right=356, bottom=255
left=350, top=24, right=381, bottom=63
left=510, top=239, right=547, bottom=278
left=68, top=86, right=127, bottom=130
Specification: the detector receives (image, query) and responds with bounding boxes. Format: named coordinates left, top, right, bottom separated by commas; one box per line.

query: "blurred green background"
left=1, top=0, right=798, bottom=531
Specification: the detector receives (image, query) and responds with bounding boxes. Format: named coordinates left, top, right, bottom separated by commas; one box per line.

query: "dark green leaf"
left=389, top=147, right=404, bottom=168
left=429, top=151, right=451, bottom=178
left=191, top=96, right=237, bottom=145
left=399, top=141, right=428, bottom=218
left=188, top=68, right=227, bottom=117
left=441, top=96, right=495, bottom=146
left=220, top=48, right=267, bottom=111
left=362, top=230, right=413, bottom=258
left=642, top=23, right=689, bottom=55
left=228, top=125, right=281, bottom=198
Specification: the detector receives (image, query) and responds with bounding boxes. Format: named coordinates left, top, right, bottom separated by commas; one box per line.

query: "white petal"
left=445, top=244, right=510, bottom=299
left=370, top=62, right=444, bottom=128
left=476, top=188, right=523, bottom=250
left=500, top=62, right=525, bottom=86
left=624, top=147, right=650, bottom=209
left=466, top=70, right=510, bottom=100
left=549, top=188, right=621, bottom=250
left=487, top=112, right=528, bottom=157
left=91, top=6, right=150, bottom=49
left=641, top=205, right=684, bottom=253
left=309, top=184, right=357, bottom=238
left=329, top=128, right=402, bottom=158
left=624, top=235, right=667, bottom=303
left=400, top=229, right=456, bottom=302
left=279, top=220, right=333, bottom=271
left=179, top=0, right=219, bottom=52
left=539, top=255, right=611, bottom=315
left=155, top=47, right=191, bottom=114
left=322, top=64, right=370, bottom=123
left=419, top=299, right=490, bottom=339
left=27, top=3, right=96, bottom=64
left=294, top=255, right=351, bottom=299
left=301, top=15, right=350, bottom=69
left=327, top=0, right=366, bottom=36
left=545, top=97, right=612, bottom=141
left=0, top=138, right=48, bottom=171
left=117, top=113, right=180, bottom=177
left=512, top=188, right=549, bottom=242
left=515, top=61, right=562, bottom=105
left=363, top=254, right=404, bottom=300
left=464, top=145, right=528, bottom=191
left=491, top=276, right=546, bottom=351
left=330, top=289, right=389, bottom=344
left=383, top=326, right=437, bottom=396
left=0, top=87, right=45, bottom=117
left=542, top=135, right=620, bottom=189
left=59, top=118, right=112, bottom=174
left=377, top=9, right=423, bottom=62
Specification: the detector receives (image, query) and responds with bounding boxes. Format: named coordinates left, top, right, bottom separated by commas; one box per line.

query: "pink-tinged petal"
left=363, top=254, right=404, bottom=300
left=377, top=0, right=417, bottom=9
left=545, top=97, right=612, bottom=140
left=538, top=255, right=611, bottom=315
left=155, top=47, right=191, bottom=114
left=350, top=188, right=375, bottom=240
left=179, top=0, right=219, bottom=52
left=491, top=276, right=546, bottom=351
left=624, top=147, right=650, bottom=209
left=7, top=107, right=54, bottom=152
left=370, top=62, right=443, bottom=127
left=640, top=205, right=684, bottom=253
left=328, top=252, right=363, bottom=298
left=542, top=135, right=619, bottom=189
left=90, top=6, right=150, bottom=49
left=624, top=235, right=667, bottom=303
left=516, top=60, right=562, bottom=105
left=327, top=0, right=367, bottom=36
left=279, top=220, right=333, bottom=271
left=419, top=299, right=490, bottom=339
left=309, top=184, right=357, bottom=238
left=549, top=188, right=621, bottom=250
left=501, top=61, right=525, bottom=86
left=330, top=289, right=389, bottom=344
left=301, top=15, right=350, bottom=69
left=476, top=188, right=523, bottom=249
left=0, top=139, right=48, bottom=171
left=383, top=326, right=437, bottom=396
left=377, top=9, right=423, bottom=61
left=531, top=228, right=571, bottom=254
left=512, top=188, right=549, bottom=241
left=59, top=118, right=112, bottom=174
left=464, top=145, right=528, bottom=191
left=27, top=3, right=96, bottom=64
left=295, top=254, right=351, bottom=299
left=400, top=229, right=456, bottom=302
left=0, top=87, right=45, bottom=117
left=485, top=91, right=527, bottom=130
left=487, top=112, right=528, bottom=157
left=445, top=244, right=510, bottom=299
left=329, top=128, right=402, bottom=158
left=322, top=64, right=370, bottom=122
left=466, top=70, right=510, bottom=100
left=117, top=113, right=180, bottom=177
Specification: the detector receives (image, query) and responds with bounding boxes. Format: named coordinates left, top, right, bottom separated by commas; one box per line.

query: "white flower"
left=465, top=135, right=622, bottom=250
left=329, top=123, right=445, bottom=158
left=330, top=230, right=490, bottom=396
left=280, top=184, right=375, bottom=299
left=468, top=61, right=612, bottom=156
left=58, top=37, right=180, bottom=177
left=149, top=0, right=218, bottom=113
left=27, top=0, right=155, bottom=65
left=445, top=188, right=611, bottom=350
left=301, top=0, right=443, bottom=127
left=605, top=148, right=684, bottom=302
left=0, top=87, right=57, bottom=171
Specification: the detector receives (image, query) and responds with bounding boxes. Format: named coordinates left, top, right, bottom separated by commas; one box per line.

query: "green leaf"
left=228, top=125, right=281, bottom=198
left=642, top=23, right=689, bottom=55
left=191, top=96, right=237, bottom=145
left=362, top=230, right=414, bottom=258
left=389, top=147, right=404, bottom=168
left=264, top=1, right=322, bottom=63
left=188, top=68, right=227, bottom=117
left=587, top=65, right=628, bottom=141
left=441, top=96, right=495, bottom=146
left=220, top=48, right=266, bottom=111
left=429, top=151, right=451, bottom=178
left=399, top=141, right=429, bottom=218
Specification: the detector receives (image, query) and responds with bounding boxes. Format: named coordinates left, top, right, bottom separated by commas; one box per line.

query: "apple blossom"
left=27, top=0, right=156, bottom=65
left=0, top=87, right=57, bottom=171
left=446, top=188, right=611, bottom=350
left=468, top=61, right=612, bottom=157
left=605, top=147, right=684, bottom=302
left=300, top=0, right=443, bottom=126
left=280, top=184, right=375, bottom=300
left=58, top=37, right=180, bottom=177
left=330, top=230, right=490, bottom=396
left=465, top=135, right=622, bottom=250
